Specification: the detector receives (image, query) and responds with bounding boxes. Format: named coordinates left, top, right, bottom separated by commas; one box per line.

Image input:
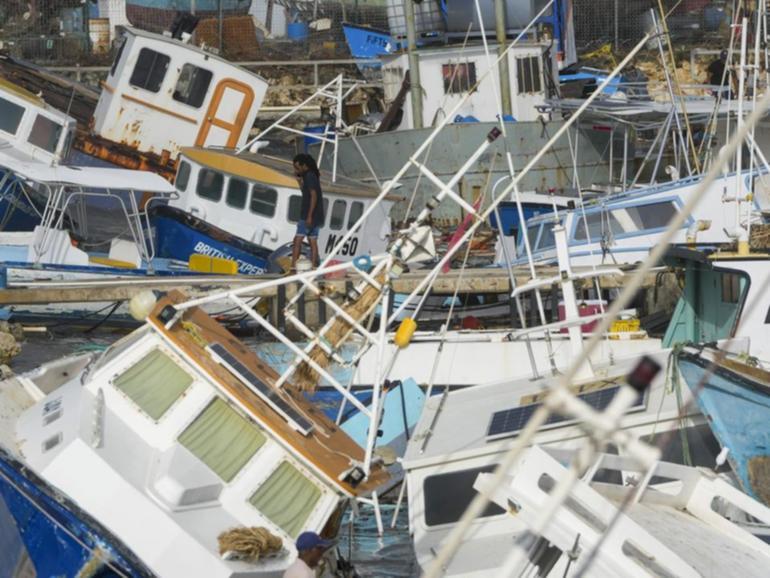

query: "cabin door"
left=195, top=79, right=255, bottom=148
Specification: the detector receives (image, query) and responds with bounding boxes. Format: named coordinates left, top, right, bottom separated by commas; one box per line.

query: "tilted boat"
left=0, top=290, right=390, bottom=576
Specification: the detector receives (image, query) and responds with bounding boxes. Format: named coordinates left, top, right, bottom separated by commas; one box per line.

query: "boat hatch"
left=249, top=460, right=322, bottom=538
left=207, top=343, right=314, bottom=436
left=486, top=385, right=646, bottom=441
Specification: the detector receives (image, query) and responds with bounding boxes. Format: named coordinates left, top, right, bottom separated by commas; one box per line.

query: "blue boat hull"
left=342, top=23, right=401, bottom=65
left=151, top=204, right=272, bottom=275
left=678, top=352, right=770, bottom=505
left=0, top=447, right=152, bottom=577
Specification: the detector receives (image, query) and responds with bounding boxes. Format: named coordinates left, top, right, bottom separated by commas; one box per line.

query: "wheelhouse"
left=171, top=147, right=395, bottom=259
left=0, top=78, right=75, bottom=165
left=93, top=27, right=268, bottom=159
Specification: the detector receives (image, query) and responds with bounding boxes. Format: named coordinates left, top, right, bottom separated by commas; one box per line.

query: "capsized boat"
left=0, top=290, right=390, bottom=576
left=154, top=148, right=396, bottom=274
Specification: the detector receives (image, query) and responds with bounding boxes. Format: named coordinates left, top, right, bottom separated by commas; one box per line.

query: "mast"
left=405, top=0, right=424, bottom=129
left=495, top=0, right=513, bottom=117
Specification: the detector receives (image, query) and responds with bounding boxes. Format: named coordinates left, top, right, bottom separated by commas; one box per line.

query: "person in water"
left=292, top=153, right=325, bottom=270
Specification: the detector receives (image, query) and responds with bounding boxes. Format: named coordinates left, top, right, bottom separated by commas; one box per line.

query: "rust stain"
left=748, top=455, right=770, bottom=506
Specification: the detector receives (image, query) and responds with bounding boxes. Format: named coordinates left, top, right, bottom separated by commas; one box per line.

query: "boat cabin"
left=382, top=42, right=550, bottom=130
left=168, top=148, right=395, bottom=264
left=516, top=170, right=770, bottom=268
left=9, top=293, right=388, bottom=575
left=0, top=78, right=76, bottom=165
left=93, top=27, right=268, bottom=160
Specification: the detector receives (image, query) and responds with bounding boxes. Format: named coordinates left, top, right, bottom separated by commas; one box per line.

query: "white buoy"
left=129, top=290, right=157, bottom=321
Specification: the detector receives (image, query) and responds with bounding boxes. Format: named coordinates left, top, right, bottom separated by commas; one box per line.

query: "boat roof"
left=0, top=147, right=176, bottom=193
left=180, top=147, right=399, bottom=201
left=150, top=291, right=390, bottom=495
left=123, top=27, right=267, bottom=84
left=0, top=76, right=45, bottom=107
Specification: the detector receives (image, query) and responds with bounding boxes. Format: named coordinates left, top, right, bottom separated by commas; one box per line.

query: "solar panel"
left=209, top=343, right=314, bottom=436
left=487, top=386, right=644, bottom=440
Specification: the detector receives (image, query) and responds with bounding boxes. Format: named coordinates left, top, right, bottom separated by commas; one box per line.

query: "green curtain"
left=249, top=461, right=321, bottom=538
left=114, top=349, right=193, bottom=420
left=179, top=397, right=266, bottom=482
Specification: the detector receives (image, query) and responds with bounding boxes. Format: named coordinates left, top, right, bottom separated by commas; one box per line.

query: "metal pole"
left=495, top=0, right=513, bottom=117
left=218, top=0, right=223, bottom=53
left=405, top=0, right=424, bottom=129
left=614, top=0, right=619, bottom=52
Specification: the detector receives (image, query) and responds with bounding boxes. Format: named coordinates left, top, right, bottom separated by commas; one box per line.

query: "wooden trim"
left=100, top=80, right=115, bottom=94
left=121, top=93, right=197, bottom=124
left=195, top=78, right=255, bottom=147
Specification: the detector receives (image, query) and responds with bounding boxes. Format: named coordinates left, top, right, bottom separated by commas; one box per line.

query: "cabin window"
left=442, top=62, right=476, bottom=94
left=249, top=461, right=321, bottom=537
left=348, top=201, right=364, bottom=230
left=226, top=178, right=249, bottom=209
left=28, top=115, right=62, bottom=154
left=424, top=466, right=505, bottom=526
left=110, top=37, right=126, bottom=77
left=129, top=48, right=170, bottom=93
left=113, top=349, right=193, bottom=420
left=179, top=397, right=266, bottom=482
left=287, top=195, right=302, bottom=223
left=721, top=273, right=742, bottom=303
left=0, top=97, right=25, bottom=135
left=250, top=183, right=278, bottom=217
left=537, top=224, right=557, bottom=251
left=573, top=201, right=678, bottom=242
left=516, top=56, right=542, bottom=94
left=287, top=195, right=327, bottom=225
left=175, top=160, right=191, bottom=192
left=330, top=200, right=346, bottom=231
left=173, top=63, right=213, bottom=108
left=197, top=169, right=224, bottom=202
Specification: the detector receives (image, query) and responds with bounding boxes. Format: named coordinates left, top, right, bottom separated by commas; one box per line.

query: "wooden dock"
left=0, top=265, right=664, bottom=306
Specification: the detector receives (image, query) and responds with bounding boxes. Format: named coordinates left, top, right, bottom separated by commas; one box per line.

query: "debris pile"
left=0, top=321, right=23, bottom=365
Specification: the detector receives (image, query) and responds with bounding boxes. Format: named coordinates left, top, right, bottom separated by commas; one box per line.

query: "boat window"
left=287, top=195, right=327, bottom=225
left=721, top=273, right=742, bottom=303
left=573, top=201, right=678, bottom=242
left=0, top=97, right=25, bottom=135
left=517, top=56, right=542, bottom=94
left=226, top=178, right=249, bottom=209
left=175, top=160, right=191, bottom=192
left=249, top=461, right=321, bottom=537
left=287, top=195, right=302, bottom=223
left=536, top=224, right=557, bottom=251
left=173, top=63, right=213, bottom=108
left=129, top=48, right=170, bottom=93
left=197, top=169, right=224, bottom=202
left=348, top=201, right=364, bottom=230
left=28, top=115, right=63, bottom=154
left=179, top=397, right=266, bottom=482
left=250, top=183, right=278, bottom=217
left=424, top=466, right=504, bottom=526
left=110, top=36, right=126, bottom=77
left=113, top=349, right=193, bottom=420
left=442, top=62, right=476, bottom=94
left=573, top=211, right=621, bottom=242
left=330, top=200, right=346, bottom=231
